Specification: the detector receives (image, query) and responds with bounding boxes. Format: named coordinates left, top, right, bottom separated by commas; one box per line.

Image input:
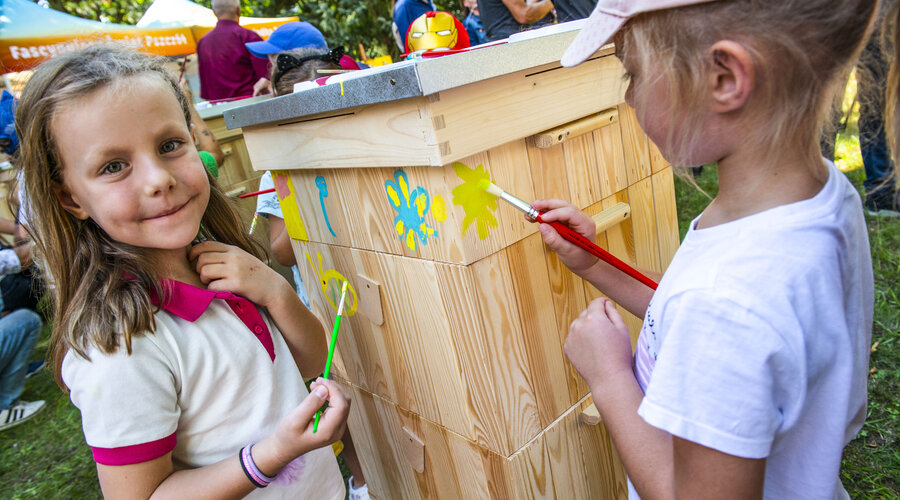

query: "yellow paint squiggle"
left=305, top=252, right=358, bottom=316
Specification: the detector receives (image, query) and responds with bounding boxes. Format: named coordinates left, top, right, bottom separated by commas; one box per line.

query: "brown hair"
left=14, top=43, right=264, bottom=389
left=617, top=0, right=878, bottom=174
left=268, top=47, right=341, bottom=96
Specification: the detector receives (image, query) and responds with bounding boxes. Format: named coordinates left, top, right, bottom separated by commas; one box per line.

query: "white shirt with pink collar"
left=62, top=280, right=344, bottom=499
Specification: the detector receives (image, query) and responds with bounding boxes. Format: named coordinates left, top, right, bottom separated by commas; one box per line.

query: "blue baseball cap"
left=246, top=22, right=328, bottom=58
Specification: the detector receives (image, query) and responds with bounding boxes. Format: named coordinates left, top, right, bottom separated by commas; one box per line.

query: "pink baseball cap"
left=561, top=0, right=719, bottom=67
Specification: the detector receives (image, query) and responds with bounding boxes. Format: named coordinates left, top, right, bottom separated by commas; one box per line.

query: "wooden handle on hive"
left=591, top=202, right=631, bottom=234
left=581, top=402, right=602, bottom=426
left=531, top=108, right=618, bottom=149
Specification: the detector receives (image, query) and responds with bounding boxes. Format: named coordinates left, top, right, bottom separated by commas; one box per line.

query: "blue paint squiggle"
left=315, top=175, right=337, bottom=237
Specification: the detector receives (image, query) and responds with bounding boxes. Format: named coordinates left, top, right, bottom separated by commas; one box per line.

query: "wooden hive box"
left=228, top=25, right=679, bottom=499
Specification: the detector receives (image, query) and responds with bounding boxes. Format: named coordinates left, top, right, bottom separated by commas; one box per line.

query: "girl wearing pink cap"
left=540, top=1, right=878, bottom=498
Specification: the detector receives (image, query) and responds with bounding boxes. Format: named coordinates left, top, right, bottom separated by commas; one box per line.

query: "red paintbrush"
left=239, top=188, right=276, bottom=199
left=482, top=180, right=658, bottom=290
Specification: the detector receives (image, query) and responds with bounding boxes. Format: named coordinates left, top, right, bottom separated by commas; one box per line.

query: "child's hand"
left=532, top=199, right=599, bottom=274
left=565, top=298, right=633, bottom=388
left=189, top=240, right=287, bottom=307
left=259, top=379, right=351, bottom=465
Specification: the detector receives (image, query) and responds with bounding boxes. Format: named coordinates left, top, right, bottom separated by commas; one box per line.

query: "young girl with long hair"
left=15, top=44, right=348, bottom=499
left=542, top=1, right=876, bottom=497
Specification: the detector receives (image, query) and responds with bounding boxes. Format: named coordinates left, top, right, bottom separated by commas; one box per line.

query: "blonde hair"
left=14, top=44, right=264, bottom=389
left=617, top=0, right=878, bottom=173
left=268, top=47, right=341, bottom=96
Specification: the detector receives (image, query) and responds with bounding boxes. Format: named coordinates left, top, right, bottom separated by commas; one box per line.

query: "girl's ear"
left=51, top=181, right=89, bottom=220
left=707, top=40, right=755, bottom=113
left=189, top=122, right=199, bottom=146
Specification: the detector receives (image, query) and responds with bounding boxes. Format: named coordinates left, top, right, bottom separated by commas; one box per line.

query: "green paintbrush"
left=313, top=280, right=348, bottom=433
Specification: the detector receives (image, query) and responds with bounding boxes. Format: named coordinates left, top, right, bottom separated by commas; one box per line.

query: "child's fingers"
left=293, top=383, right=330, bottom=428
left=312, top=379, right=350, bottom=437
left=196, top=262, right=230, bottom=284
left=531, top=198, right=572, bottom=211
left=187, top=240, right=232, bottom=261
left=603, top=300, right=628, bottom=332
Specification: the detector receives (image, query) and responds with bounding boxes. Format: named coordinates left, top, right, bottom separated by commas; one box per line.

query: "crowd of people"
left=1, top=0, right=898, bottom=498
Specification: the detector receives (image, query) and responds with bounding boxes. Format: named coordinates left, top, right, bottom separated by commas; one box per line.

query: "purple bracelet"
left=239, top=445, right=277, bottom=488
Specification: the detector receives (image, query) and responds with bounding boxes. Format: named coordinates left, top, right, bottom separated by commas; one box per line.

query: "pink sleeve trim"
left=91, top=432, right=177, bottom=466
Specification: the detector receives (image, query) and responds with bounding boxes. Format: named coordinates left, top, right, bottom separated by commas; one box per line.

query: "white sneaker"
left=347, top=476, right=371, bottom=500
left=0, top=400, right=46, bottom=431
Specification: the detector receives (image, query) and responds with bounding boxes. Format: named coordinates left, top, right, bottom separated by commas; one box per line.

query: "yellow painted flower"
left=450, top=162, right=498, bottom=240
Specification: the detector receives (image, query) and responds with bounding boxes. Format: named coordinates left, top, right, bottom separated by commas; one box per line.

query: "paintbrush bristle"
left=481, top=180, right=504, bottom=197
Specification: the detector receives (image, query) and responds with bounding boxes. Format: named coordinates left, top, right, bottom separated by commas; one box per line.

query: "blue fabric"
left=393, top=0, right=436, bottom=47
left=463, top=13, right=488, bottom=46
left=0, top=309, right=42, bottom=409
left=1, top=91, right=18, bottom=155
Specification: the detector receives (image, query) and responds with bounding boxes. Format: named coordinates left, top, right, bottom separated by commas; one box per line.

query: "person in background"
left=477, top=0, right=556, bottom=42
left=195, top=0, right=269, bottom=101
left=553, top=0, right=597, bottom=23
left=856, top=8, right=898, bottom=216
left=246, top=22, right=362, bottom=97
left=392, top=0, right=437, bottom=51
left=462, top=0, right=489, bottom=46
left=0, top=93, right=45, bottom=432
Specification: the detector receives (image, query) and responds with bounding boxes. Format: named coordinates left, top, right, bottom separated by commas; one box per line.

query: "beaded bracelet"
left=239, top=445, right=277, bottom=488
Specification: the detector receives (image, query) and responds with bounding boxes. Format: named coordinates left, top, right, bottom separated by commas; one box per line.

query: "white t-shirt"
left=632, top=160, right=873, bottom=499
left=62, top=280, right=344, bottom=500
left=256, top=171, right=311, bottom=309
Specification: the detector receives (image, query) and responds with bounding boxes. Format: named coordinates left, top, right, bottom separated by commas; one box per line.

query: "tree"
left=47, top=0, right=154, bottom=25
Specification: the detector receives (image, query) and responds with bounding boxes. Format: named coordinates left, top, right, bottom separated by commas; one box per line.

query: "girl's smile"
left=50, top=73, right=210, bottom=265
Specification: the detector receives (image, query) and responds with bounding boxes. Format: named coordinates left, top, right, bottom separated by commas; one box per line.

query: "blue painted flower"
left=384, top=169, right=437, bottom=252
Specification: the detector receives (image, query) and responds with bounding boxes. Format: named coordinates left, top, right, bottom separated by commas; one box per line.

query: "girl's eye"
left=159, top=139, right=184, bottom=154
left=102, top=161, right=127, bottom=175
left=622, top=71, right=634, bottom=83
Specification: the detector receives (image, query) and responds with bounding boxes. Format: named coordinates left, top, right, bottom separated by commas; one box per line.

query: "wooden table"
left=228, top=24, right=679, bottom=499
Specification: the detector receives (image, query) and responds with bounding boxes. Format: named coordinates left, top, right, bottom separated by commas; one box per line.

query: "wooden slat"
left=648, top=138, right=670, bottom=173
left=578, top=413, right=629, bottom=499
left=652, top=167, right=680, bottom=270
left=510, top=430, right=553, bottom=499
left=531, top=108, right=618, bottom=149
left=563, top=133, right=604, bottom=209
left=429, top=56, right=627, bottom=167
left=592, top=121, right=628, bottom=199
left=591, top=202, right=631, bottom=234
left=544, top=409, right=591, bottom=499
left=241, top=98, right=440, bottom=171
left=526, top=139, right=571, bottom=202
left=628, top=176, right=661, bottom=273
left=471, top=251, right=541, bottom=455
left=617, top=104, right=652, bottom=185
left=506, top=234, right=571, bottom=427
left=486, top=140, right=539, bottom=246
left=435, top=264, right=507, bottom=452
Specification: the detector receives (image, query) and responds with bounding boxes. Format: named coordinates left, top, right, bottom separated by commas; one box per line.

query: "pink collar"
left=153, top=280, right=276, bottom=361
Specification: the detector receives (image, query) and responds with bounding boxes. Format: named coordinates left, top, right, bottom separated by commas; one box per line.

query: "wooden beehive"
left=229, top=26, right=679, bottom=499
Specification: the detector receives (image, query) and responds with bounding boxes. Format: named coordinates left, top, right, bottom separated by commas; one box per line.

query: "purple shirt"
left=196, top=20, right=270, bottom=101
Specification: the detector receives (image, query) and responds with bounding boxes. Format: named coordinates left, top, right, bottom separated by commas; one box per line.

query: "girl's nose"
left=140, top=158, right=177, bottom=196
